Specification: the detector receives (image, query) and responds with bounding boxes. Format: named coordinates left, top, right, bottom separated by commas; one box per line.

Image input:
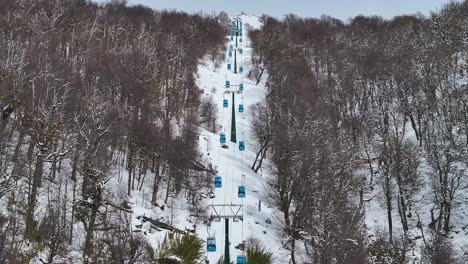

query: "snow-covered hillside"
left=124, top=13, right=468, bottom=264
left=129, top=14, right=291, bottom=263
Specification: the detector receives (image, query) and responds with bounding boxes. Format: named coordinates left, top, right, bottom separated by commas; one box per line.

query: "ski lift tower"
left=224, top=85, right=242, bottom=143
left=232, top=16, right=241, bottom=73
left=210, top=204, right=244, bottom=264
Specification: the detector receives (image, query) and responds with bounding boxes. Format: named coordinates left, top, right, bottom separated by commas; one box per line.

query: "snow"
left=126, top=14, right=291, bottom=263
left=195, top=14, right=290, bottom=263
left=362, top=121, right=468, bottom=261
left=124, top=13, right=468, bottom=264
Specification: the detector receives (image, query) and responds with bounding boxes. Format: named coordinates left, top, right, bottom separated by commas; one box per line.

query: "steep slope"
left=197, top=14, right=290, bottom=263
left=247, top=10, right=468, bottom=263
left=130, top=14, right=291, bottom=263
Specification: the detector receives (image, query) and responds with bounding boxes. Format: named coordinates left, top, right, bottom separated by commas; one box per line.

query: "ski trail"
left=197, top=15, right=291, bottom=263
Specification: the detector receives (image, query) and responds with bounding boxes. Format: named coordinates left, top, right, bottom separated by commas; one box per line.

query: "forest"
left=249, top=1, right=468, bottom=263
left=0, top=0, right=225, bottom=262
left=1, top=0, right=468, bottom=263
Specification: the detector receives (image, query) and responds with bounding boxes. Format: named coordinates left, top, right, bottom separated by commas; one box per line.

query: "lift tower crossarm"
left=209, top=204, right=244, bottom=264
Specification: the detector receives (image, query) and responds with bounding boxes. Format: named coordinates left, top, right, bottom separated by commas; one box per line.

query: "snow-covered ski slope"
left=197, top=14, right=290, bottom=263
left=130, top=14, right=292, bottom=263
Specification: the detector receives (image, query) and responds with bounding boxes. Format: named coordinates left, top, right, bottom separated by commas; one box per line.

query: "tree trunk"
left=383, top=112, right=393, bottom=242
left=256, top=66, right=265, bottom=85
left=51, top=143, right=58, bottom=180
left=164, top=176, right=171, bottom=204
left=254, top=143, right=269, bottom=173
left=25, top=151, right=45, bottom=238
left=83, top=205, right=98, bottom=264
left=127, top=150, right=134, bottom=196
left=385, top=174, right=393, bottom=243
left=397, top=194, right=409, bottom=234
left=151, top=155, right=161, bottom=205
left=407, top=113, right=420, bottom=142
left=11, top=129, right=24, bottom=164
left=251, top=144, right=263, bottom=171
left=290, top=236, right=296, bottom=264
left=69, top=146, right=80, bottom=244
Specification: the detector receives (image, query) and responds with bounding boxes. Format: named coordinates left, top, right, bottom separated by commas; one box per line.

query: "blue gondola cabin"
left=239, top=84, right=244, bottom=91
left=238, top=186, right=246, bottom=198
left=214, top=176, right=222, bottom=188
left=240, top=37, right=243, bottom=43
left=223, top=99, right=228, bottom=108
left=225, top=80, right=230, bottom=88
left=228, top=63, right=231, bottom=70
left=229, top=51, right=232, bottom=57
left=237, top=255, right=247, bottom=264
left=239, top=141, right=245, bottom=151
left=239, top=49, right=243, bottom=54
left=239, top=104, right=244, bottom=113
left=220, top=133, right=226, bottom=144
left=207, top=237, right=216, bottom=252
left=239, top=66, right=244, bottom=73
